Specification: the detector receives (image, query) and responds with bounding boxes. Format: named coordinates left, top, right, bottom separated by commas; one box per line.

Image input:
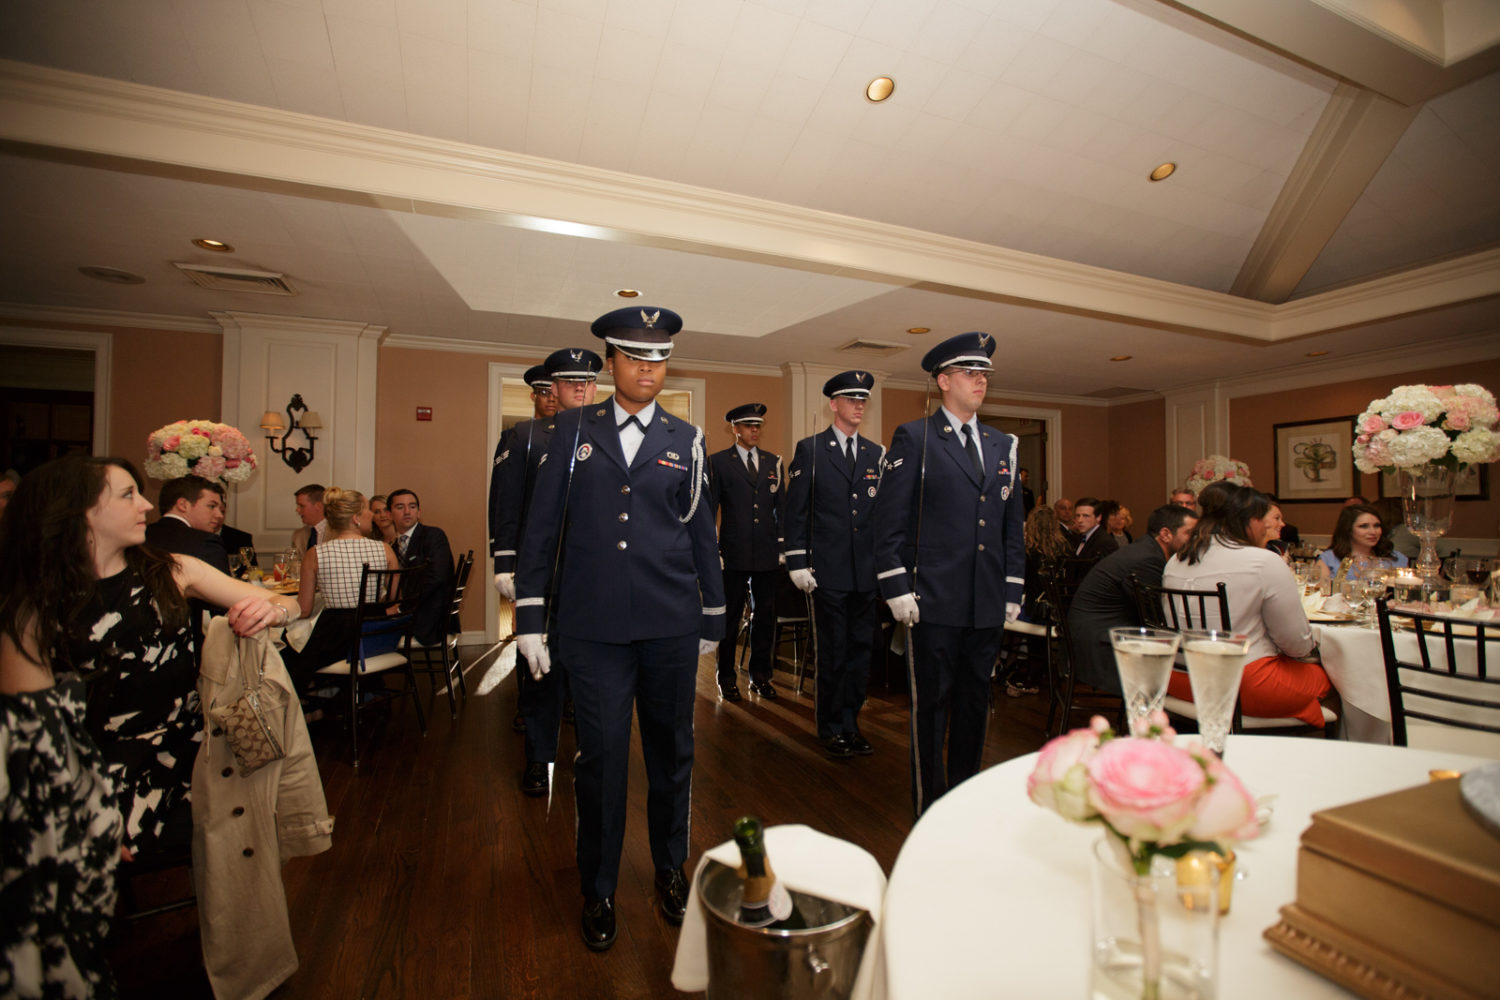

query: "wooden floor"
left=108, top=640, right=1053, bottom=999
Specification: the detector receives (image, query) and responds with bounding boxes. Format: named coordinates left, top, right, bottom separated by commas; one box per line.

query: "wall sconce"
left=260, top=394, right=322, bottom=473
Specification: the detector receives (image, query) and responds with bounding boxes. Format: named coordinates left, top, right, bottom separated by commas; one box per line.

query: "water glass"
left=1180, top=629, right=1251, bottom=756
left=1109, top=627, right=1182, bottom=735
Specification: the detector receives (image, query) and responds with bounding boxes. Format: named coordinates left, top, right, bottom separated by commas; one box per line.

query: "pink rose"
left=1086, top=738, right=1204, bottom=842
left=165, top=434, right=181, bottom=450
left=192, top=427, right=210, bottom=437
left=1187, top=752, right=1260, bottom=844
left=193, top=455, right=226, bottom=480
left=1390, top=411, right=1427, bottom=431
left=1028, top=727, right=1103, bottom=822
left=1360, top=415, right=1386, bottom=434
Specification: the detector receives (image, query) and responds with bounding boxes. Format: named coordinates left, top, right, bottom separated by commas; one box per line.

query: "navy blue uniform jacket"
left=708, top=447, right=783, bottom=573
left=488, top=417, right=553, bottom=572
left=515, top=398, right=726, bottom=643
left=872, top=413, right=1026, bottom=628
left=782, top=430, right=882, bottom=592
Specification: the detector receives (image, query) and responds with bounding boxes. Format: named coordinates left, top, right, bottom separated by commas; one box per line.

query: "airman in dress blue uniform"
left=783, top=371, right=884, bottom=759
left=514, top=306, right=725, bottom=953
left=872, top=332, right=1025, bottom=816
left=708, top=403, right=783, bottom=701
left=491, top=349, right=601, bottom=793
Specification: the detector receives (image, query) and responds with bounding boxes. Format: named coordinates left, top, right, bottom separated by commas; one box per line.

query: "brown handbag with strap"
left=207, top=630, right=286, bottom=776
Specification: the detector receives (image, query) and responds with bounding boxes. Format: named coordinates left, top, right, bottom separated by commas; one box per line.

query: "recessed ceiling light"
left=906, top=327, right=931, bottom=335
left=192, top=238, right=234, bottom=252
left=1149, top=163, right=1176, bottom=182
left=866, top=77, right=895, bottom=102
left=1110, top=355, right=1133, bottom=362
left=1306, top=350, right=1330, bottom=357
left=78, top=265, right=145, bottom=285
left=615, top=289, right=640, bottom=298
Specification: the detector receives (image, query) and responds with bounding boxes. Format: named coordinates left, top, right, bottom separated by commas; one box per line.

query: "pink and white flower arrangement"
left=1354, top=384, right=1500, bottom=474
left=145, top=419, right=258, bottom=486
left=1027, top=714, right=1260, bottom=874
left=1183, top=455, right=1252, bottom=497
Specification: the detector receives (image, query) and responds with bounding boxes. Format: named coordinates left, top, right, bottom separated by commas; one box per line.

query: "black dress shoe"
left=720, top=685, right=742, bottom=702
left=822, top=734, right=853, bottom=759
left=520, top=761, right=549, bottom=797
left=654, top=867, right=690, bottom=925
left=512, top=712, right=526, bottom=734
left=581, top=896, right=617, bottom=951
left=846, top=734, right=874, bottom=756
left=749, top=680, right=778, bottom=700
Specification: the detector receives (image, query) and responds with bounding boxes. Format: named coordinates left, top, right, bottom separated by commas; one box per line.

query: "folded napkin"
left=1320, top=593, right=1352, bottom=615
left=1301, top=591, right=1325, bottom=615
left=671, top=824, right=888, bottom=998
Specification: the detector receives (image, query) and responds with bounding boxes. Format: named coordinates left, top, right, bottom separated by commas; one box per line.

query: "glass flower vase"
left=1395, top=463, right=1457, bottom=581
left=1090, top=838, right=1219, bottom=1000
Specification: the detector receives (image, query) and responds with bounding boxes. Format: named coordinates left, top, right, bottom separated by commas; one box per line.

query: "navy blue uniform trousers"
left=812, top=587, right=876, bottom=741
left=908, top=622, right=1004, bottom=816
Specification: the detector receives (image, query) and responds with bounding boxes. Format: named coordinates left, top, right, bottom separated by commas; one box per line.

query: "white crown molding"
left=6, top=60, right=1493, bottom=344
left=0, top=301, right=219, bottom=333
left=210, top=311, right=386, bottom=340
left=382, top=334, right=534, bottom=357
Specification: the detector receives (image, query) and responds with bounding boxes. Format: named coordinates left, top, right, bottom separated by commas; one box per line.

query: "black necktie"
left=619, top=414, right=645, bottom=433
left=845, top=436, right=855, bottom=473
left=962, top=424, right=983, bottom=479
left=746, top=451, right=757, bottom=478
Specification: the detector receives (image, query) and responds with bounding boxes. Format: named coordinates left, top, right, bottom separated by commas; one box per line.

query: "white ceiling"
left=0, top=0, right=1497, bottom=398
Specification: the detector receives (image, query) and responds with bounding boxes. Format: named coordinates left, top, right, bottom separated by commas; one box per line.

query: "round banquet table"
left=880, top=735, right=1494, bottom=999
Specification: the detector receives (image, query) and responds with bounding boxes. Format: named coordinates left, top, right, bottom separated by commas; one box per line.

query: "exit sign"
left=416, top=407, right=432, bottom=421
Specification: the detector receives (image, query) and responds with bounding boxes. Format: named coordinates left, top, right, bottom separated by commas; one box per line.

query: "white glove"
left=495, top=572, right=515, bottom=600
left=888, top=593, right=920, bottom=626
left=1005, top=602, right=1021, bottom=623
left=790, top=568, right=817, bottom=593
left=698, top=639, right=719, bottom=657
left=517, top=633, right=550, bottom=680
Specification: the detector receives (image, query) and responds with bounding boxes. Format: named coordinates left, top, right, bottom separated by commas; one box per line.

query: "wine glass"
left=272, top=549, right=289, bottom=582
left=1180, top=629, right=1251, bottom=757
left=1109, top=627, right=1181, bottom=735
left=239, top=547, right=257, bottom=576
left=227, top=551, right=245, bottom=577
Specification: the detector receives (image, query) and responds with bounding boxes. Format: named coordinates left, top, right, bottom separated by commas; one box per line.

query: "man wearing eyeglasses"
left=873, top=331, right=1026, bottom=817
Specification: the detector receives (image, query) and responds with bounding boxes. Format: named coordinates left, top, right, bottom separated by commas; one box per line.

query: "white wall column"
left=1163, top=385, right=1231, bottom=493
left=782, top=361, right=886, bottom=445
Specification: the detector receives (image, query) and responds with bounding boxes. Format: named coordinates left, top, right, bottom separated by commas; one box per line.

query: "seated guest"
left=1261, top=500, right=1289, bottom=560
left=1371, top=497, right=1419, bottom=562
left=1194, top=480, right=1236, bottom=520
left=388, top=488, right=454, bottom=645
left=1052, top=497, right=1074, bottom=526
left=1068, top=504, right=1198, bottom=696
left=1164, top=486, right=1331, bottom=727
left=1070, top=496, right=1116, bottom=565
left=1108, top=504, right=1134, bottom=549
left=1003, top=505, right=1071, bottom=697
left=290, top=483, right=326, bottom=555
left=367, top=493, right=398, bottom=547
left=145, top=475, right=230, bottom=574
left=280, top=487, right=397, bottom=690
left=1169, top=488, right=1197, bottom=513
left=1318, top=502, right=1408, bottom=585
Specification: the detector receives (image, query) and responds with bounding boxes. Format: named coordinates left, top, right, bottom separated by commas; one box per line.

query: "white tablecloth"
left=880, top=736, right=1494, bottom=1000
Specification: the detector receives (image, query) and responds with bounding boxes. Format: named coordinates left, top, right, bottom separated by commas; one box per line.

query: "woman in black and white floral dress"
left=0, top=457, right=299, bottom=997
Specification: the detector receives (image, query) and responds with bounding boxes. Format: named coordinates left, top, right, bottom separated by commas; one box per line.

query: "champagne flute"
left=1180, top=629, right=1251, bottom=757
left=227, top=551, right=245, bottom=577
left=239, top=547, right=257, bottom=576
left=1109, top=627, right=1181, bottom=735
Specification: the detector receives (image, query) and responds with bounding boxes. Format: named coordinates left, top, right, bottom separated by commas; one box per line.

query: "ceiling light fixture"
left=906, top=327, right=931, bottom=335
left=615, top=289, right=640, bottom=298
left=192, top=238, right=234, bottom=252
left=866, top=77, right=895, bottom=102
left=1306, top=350, right=1330, bottom=357
left=1149, top=163, right=1176, bottom=182
left=1110, top=355, right=1133, bottom=362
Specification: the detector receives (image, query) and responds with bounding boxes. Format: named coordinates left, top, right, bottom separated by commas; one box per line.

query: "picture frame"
left=1378, top=463, right=1489, bottom=501
left=1273, top=417, right=1356, bottom=502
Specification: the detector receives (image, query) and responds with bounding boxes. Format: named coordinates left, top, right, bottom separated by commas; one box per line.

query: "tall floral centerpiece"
left=1029, top=715, right=1261, bottom=1000
left=1183, top=456, right=1252, bottom=497
left=1353, top=384, right=1500, bottom=578
left=145, top=420, right=259, bottom=486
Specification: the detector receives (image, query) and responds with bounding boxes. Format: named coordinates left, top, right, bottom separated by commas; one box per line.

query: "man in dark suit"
left=708, top=402, right=783, bottom=701
left=388, top=488, right=454, bottom=646
left=514, top=306, right=724, bottom=953
left=218, top=522, right=255, bottom=566
left=1070, top=496, right=1118, bottom=567
left=784, top=370, right=883, bottom=759
left=146, top=475, right=230, bottom=574
left=1066, top=504, right=1198, bottom=695
left=492, top=349, right=601, bottom=792
left=873, top=332, right=1026, bottom=817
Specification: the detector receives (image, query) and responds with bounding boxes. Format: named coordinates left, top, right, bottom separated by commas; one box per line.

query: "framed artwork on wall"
left=1378, top=463, right=1489, bottom=501
left=1273, top=417, right=1356, bottom=502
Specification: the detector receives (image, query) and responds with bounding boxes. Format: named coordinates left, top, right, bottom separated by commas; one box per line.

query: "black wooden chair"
left=733, top=568, right=812, bottom=691
left=1042, top=557, right=1124, bottom=738
left=315, top=563, right=428, bottom=769
left=405, top=549, right=474, bottom=718
left=1376, top=596, right=1500, bottom=753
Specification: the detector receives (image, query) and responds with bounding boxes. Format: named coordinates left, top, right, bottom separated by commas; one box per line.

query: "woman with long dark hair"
left=0, top=456, right=298, bottom=995
left=1163, top=484, right=1331, bottom=727
left=1318, top=502, right=1406, bottom=586
left=1001, top=506, right=1072, bottom=696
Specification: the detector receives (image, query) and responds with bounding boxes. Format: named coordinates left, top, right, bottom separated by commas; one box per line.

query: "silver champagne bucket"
left=696, top=859, right=873, bottom=1000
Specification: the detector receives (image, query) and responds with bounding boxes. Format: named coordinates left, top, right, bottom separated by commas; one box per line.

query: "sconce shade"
left=260, top=411, right=286, bottom=432
left=299, top=411, right=323, bottom=430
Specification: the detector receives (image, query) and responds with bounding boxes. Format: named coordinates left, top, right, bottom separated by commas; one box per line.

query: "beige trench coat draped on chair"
left=193, top=619, right=334, bottom=1000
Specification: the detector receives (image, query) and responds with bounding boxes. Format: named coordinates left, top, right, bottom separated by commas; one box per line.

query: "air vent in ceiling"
left=173, top=262, right=297, bottom=296
left=836, top=338, right=907, bottom=357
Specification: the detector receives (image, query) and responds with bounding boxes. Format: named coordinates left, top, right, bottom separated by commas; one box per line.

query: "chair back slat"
left=350, top=563, right=423, bottom=672
left=1376, top=596, right=1500, bottom=751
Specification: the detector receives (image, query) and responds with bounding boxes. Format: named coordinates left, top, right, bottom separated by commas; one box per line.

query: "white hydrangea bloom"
left=1452, top=428, right=1500, bottom=466
left=1386, top=425, right=1449, bottom=468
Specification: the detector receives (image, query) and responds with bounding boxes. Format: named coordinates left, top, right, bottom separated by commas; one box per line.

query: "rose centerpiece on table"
left=1183, top=456, right=1252, bottom=497
left=145, top=420, right=259, bottom=486
left=1028, top=714, right=1261, bottom=1000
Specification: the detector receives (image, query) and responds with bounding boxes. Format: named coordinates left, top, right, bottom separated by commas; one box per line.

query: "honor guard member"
left=491, top=349, right=601, bottom=793
left=708, top=403, right=784, bottom=701
left=872, top=332, right=1025, bottom=816
left=783, top=371, right=883, bottom=759
left=514, top=306, right=725, bottom=952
